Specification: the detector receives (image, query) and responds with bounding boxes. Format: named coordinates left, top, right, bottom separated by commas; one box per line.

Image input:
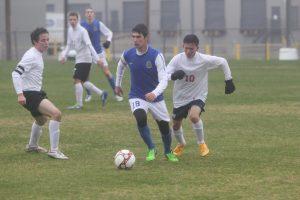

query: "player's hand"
left=102, top=41, right=111, bottom=49
left=97, top=59, right=104, bottom=67
left=60, top=57, right=66, bottom=64
left=171, top=70, right=186, bottom=80
left=115, top=86, right=123, bottom=96
left=17, top=93, right=26, bottom=105
left=145, top=92, right=156, bottom=102
left=225, top=79, right=235, bottom=94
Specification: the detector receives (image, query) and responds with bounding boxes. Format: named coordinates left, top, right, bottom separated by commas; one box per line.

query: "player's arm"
left=83, top=30, right=102, bottom=65
left=166, top=55, right=186, bottom=81
left=115, top=54, right=127, bottom=96
left=60, top=29, right=71, bottom=63
left=207, top=55, right=235, bottom=94
left=99, top=21, right=113, bottom=49
left=11, top=56, right=33, bottom=105
left=146, top=53, right=168, bottom=101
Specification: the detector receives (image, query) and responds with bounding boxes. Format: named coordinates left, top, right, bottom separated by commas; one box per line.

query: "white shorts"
left=92, top=52, right=108, bottom=67
left=129, top=98, right=170, bottom=122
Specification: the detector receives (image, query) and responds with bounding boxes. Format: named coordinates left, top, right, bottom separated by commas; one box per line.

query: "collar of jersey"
left=136, top=45, right=149, bottom=56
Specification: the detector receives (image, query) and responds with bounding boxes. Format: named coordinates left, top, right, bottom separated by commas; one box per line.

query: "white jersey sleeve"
left=60, top=28, right=71, bottom=60
left=82, top=29, right=99, bottom=62
left=205, top=55, right=232, bottom=80
left=115, top=53, right=127, bottom=87
left=99, top=21, right=113, bottom=42
left=166, top=54, right=179, bottom=80
left=152, top=53, right=168, bottom=97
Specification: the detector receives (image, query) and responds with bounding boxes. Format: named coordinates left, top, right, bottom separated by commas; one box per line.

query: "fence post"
left=105, top=48, right=112, bottom=62
left=205, top=44, right=211, bottom=55
left=265, top=42, right=270, bottom=61
left=235, top=43, right=240, bottom=60
left=173, top=46, right=179, bottom=56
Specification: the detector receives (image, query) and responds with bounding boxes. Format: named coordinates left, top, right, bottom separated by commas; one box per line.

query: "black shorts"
left=172, top=99, right=205, bottom=120
left=23, top=90, right=47, bottom=117
left=73, top=63, right=91, bottom=82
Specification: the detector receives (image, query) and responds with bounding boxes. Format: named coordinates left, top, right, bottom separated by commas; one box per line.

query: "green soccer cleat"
left=165, top=152, right=179, bottom=162
left=146, top=149, right=156, bottom=161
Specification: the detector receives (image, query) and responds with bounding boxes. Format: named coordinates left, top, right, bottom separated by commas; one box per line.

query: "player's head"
left=85, top=7, right=95, bottom=21
left=131, top=24, right=149, bottom=50
left=30, top=27, right=49, bottom=52
left=68, top=12, right=79, bottom=28
left=183, top=34, right=199, bottom=58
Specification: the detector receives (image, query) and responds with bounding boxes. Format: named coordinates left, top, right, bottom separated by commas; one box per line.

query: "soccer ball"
left=114, top=149, right=135, bottom=169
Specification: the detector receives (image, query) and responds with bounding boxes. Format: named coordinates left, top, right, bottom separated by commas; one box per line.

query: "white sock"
left=28, top=122, right=42, bottom=147
left=192, top=119, right=205, bottom=144
left=49, top=120, right=60, bottom=152
left=75, top=83, right=83, bottom=106
left=173, top=126, right=186, bottom=146
left=83, top=81, right=103, bottom=96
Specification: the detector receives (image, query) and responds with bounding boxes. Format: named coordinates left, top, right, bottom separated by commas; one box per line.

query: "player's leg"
left=80, top=62, right=108, bottom=107
left=150, top=101, right=178, bottom=162
left=171, top=104, right=189, bottom=156
left=130, top=98, right=155, bottom=161
left=188, top=100, right=209, bottom=156
left=85, top=88, right=92, bottom=102
left=172, top=119, right=186, bottom=156
left=68, top=63, right=86, bottom=109
left=99, top=54, right=123, bottom=102
left=83, top=81, right=108, bottom=107
left=22, top=91, right=47, bottom=153
left=26, top=116, right=48, bottom=153
left=38, top=99, right=68, bottom=159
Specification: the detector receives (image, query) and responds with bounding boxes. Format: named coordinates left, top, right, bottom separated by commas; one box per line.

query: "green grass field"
left=0, top=59, right=299, bottom=199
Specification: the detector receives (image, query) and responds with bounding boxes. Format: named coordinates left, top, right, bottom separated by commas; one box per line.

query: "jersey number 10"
left=185, top=75, right=195, bottom=82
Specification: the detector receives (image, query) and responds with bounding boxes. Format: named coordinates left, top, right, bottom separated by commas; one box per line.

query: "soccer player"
left=115, top=24, right=178, bottom=162
left=81, top=7, right=123, bottom=102
left=60, top=12, right=108, bottom=109
left=12, top=27, right=68, bottom=159
left=167, top=34, right=235, bottom=157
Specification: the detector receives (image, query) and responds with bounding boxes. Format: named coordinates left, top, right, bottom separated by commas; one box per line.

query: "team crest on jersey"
left=146, top=61, right=152, bottom=69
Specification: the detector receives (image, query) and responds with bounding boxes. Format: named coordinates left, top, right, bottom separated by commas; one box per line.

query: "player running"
left=115, top=24, right=178, bottom=162
left=167, top=34, right=235, bottom=156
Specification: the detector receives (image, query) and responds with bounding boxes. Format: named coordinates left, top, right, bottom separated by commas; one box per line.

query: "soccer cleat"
left=84, top=94, right=92, bottom=102
left=115, top=95, right=124, bottom=102
left=67, top=104, right=82, bottom=110
left=146, top=149, right=156, bottom=161
left=47, top=151, right=69, bottom=160
left=25, top=145, right=48, bottom=153
left=173, top=144, right=185, bottom=156
left=165, top=152, right=179, bottom=162
left=101, top=91, right=108, bottom=107
left=199, top=143, right=209, bottom=156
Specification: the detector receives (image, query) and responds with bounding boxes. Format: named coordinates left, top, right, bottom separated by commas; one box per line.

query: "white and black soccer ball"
left=114, top=149, right=135, bottom=169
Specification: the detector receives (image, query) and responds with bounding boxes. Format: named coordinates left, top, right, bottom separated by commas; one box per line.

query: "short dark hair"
left=183, top=34, right=199, bottom=46
left=132, top=24, right=148, bottom=37
left=69, top=12, right=79, bottom=19
left=30, top=27, right=48, bottom=45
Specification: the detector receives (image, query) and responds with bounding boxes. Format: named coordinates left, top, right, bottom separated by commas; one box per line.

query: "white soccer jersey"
left=167, top=52, right=232, bottom=108
left=61, top=24, right=99, bottom=64
left=12, top=47, right=44, bottom=94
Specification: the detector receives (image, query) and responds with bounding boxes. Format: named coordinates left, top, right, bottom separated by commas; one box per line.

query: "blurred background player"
left=115, top=24, right=178, bottom=162
left=81, top=7, right=123, bottom=102
left=12, top=27, right=68, bottom=159
left=60, top=12, right=108, bottom=109
left=167, top=34, right=235, bottom=157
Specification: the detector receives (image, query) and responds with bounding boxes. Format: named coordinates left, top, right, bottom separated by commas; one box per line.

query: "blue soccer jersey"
left=81, top=19, right=102, bottom=54
left=123, top=47, right=164, bottom=102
